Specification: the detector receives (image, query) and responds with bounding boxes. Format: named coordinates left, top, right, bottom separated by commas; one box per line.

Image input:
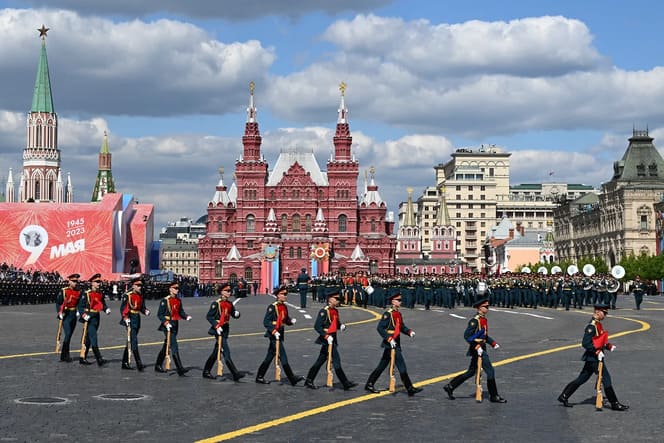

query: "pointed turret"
left=55, top=169, right=63, bottom=202
left=5, top=168, right=15, bottom=202
left=209, top=167, right=232, bottom=207
left=403, top=187, right=416, bottom=227
left=66, top=172, right=73, bottom=202
left=434, top=186, right=451, bottom=226
left=91, top=131, right=116, bottom=201
left=242, top=81, right=262, bottom=161
left=312, top=208, right=328, bottom=234
left=263, top=208, right=279, bottom=236
left=333, top=82, right=352, bottom=161
left=361, top=166, right=385, bottom=206
left=430, top=186, right=455, bottom=261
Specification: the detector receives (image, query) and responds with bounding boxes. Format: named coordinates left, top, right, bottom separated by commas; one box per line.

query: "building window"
left=339, top=240, right=346, bottom=248
left=289, top=247, right=294, bottom=258
left=281, top=214, right=288, bottom=232
left=247, top=240, right=254, bottom=249
left=468, top=186, right=473, bottom=191
left=245, top=267, right=253, bottom=281
left=338, top=214, right=347, bottom=232
left=371, top=218, right=377, bottom=232
left=489, top=168, right=494, bottom=176
left=305, top=214, right=312, bottom=232
left=468, top=204, right=474, bottom=209
left=270, top=190, right=275, bottom=201
left=456, top=212, right=461, bottom=218
left=215, top=260, right=222, bottom=278
left=246, top=214, right=255, bottom=233
left=456, top=186, right=461, bottom=191
left=456, top=194, right=461, bottom=200
left=641, top=215, right=648, bottom=230
left=292, top=214, right=301, bottom=232
left=297, top=247, right=302, bottom=258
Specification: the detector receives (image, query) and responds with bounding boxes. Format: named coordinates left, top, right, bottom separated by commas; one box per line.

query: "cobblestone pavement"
left=1, top=293, right=662, bottom=442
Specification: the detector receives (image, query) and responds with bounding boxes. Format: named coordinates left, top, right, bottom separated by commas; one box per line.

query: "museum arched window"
left=305, top=214, right=312, bottom=232
left=281, top=214, right=288, bottom=232
left=246, top=214, right=255, bottom=232
left=338, top=214, right=347, bottom=232
left=292, top=214, right=301, bottom=232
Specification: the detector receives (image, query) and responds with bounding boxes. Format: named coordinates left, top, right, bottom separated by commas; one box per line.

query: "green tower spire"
left=31, top=25, right=55, bottom=114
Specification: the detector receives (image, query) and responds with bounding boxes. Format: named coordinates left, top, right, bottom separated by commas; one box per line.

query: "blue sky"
left=1, top=0, right=664, bottom=231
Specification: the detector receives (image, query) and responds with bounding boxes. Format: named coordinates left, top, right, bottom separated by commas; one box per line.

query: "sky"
left=2, top=0, right=664, bottom=233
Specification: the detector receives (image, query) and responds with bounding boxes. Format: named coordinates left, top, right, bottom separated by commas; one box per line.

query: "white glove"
left=185, top=315, right=192, bottom=321
left=165, top=322, right=172, bottom=331
left=340, top=324, right=346, bottom=332
left=409, top=331, right=415, bottom=338
left=105, top=308, right=111, bottom=315
left=598, top=351, right=605, bottom=361
left=57, top=313, right=63, bottom=320
left=389, top=339, right=397, bottom=349
left=76, top=311, right=80, bottom=318
left=274, top=331, right=281, bottom=340
left=609, top=344, right=616, bottom=352
left=124, top=318, right=130, bottom=326
left=144, top=309, right=150, bottom=316
left=82, top=313, right=90, bottom=322
left=216, top=327, right=223, bottom=335
left=477, top=347, right=484, bottom=357
left=232, top=311, right=241, bottom=319
left=326, top=336, right=334, bottom=345
left=290, top=318, right=297, bottom=324
left=493, top=343, right=500, bottom=350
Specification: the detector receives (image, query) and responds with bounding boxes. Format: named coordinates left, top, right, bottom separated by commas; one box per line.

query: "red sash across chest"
left=479, top=316, right=488, bottom=335
left=63, top=288, right=81, bottom=308
left=275, top=303, right=288, bottom=329
left=327, top=307, right=338, bottom=334
left=592, top=320, right=608, bottom=349
left=168, top=296, right=182, bottom=320
left=128, top=292, right=143, bottom=310
left=392, top=310, right=402, bottom=337
left=219, top=300, right=232, bottom=325
left=87, top=291, right=104, bottom=311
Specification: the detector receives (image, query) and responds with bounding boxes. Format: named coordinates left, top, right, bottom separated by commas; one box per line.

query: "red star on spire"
left=38, top=24, right=49, bottom=38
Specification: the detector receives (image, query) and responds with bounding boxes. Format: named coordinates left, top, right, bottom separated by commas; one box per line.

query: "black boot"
left=202, top=352, right=216, bottom=379
left=154, top=346, right=166, bottom=373
left=488, top=379, right=506, bottom=403
left=558, top=381, right=578, bottom=407
left=172, top=353, right=188, bottom=377
left=335, top=368, right=358, bottom=390
left=304, top=379, right=318, bottom=389
left=283, top=364, right=304, bottom=386
left=605, top=386, right=629, bottom=411
left=92, top=346, right=107, bottom=366
left=133, top=348, right=145, bottom=372
left=121, top=347, right=134, bottom=370
left=365, top=369, right=381, bottom=393
left=226, top=359, right=245, bottom=381
left=255, top=361, right=270, bottom=384
left=79, top=345, right=93, bottom=365
left=60, top=341, right=72, bottom=362
left=401, top=373, right=423, bottom=396
left=443, top=384, right=456, bottom=400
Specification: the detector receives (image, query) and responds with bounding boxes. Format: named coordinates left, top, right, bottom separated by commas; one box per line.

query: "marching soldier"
left=155, top=281, right=192, bottom=376
left=255, top=285, right=304, bottom=386
left=77, top=273, right=111, bottom=366
left=558, top=303, right=629, bottom=410
left=56, top=273, right=82, bottom=362
left=365, top=293, right=423, bottom=396
left=443, top=298, right=507, bottom=403
left=297, top=267, right=310, bottom=309
left=304, top=291, right=357, bottom=390
left=202, top=282, right=244, bottom=381
left=119, top=277, right=150, bottom=371
left=632, top=276, right=645, bottom=310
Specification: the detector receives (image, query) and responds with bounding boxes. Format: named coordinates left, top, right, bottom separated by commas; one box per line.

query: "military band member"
left=77, top=273, right=111, bottom=366
left=632, top=276, right=645, bottom=310
left=202, top=283, right=244, bottom=381
left=255, top=285, right=304, bottom=386
left=443, top=298, right=507, bottom=403
left=304, top=291, right=357, bottom=390
left=119, top=277, right=150, bottom=371
left=56, top=273, right=82, bottom=362
left=365, top=293, right=423, bottom=396
left=558, top=303, right=629, bottom=410
left=155, top=281, right=192, bottom=376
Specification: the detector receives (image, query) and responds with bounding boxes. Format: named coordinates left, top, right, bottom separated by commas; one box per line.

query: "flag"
left=548, top=171, right=554, bottom=176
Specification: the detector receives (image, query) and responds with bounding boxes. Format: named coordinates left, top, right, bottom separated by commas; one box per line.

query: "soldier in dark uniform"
left=443, top=298, right=507, bottom=403
left=304, top=291, right=357, bottom=390
left=155, top=281, right=191, bottom=376
left=297, top=267, right=310, bottom=309
left=119, top=277, right=150, bottom=371
left=56, top=274, right=82, bottom=362
left=77, top=273, right=111, bottom=366
left=632, top=276, right=645, bottom=310
left=365, top=293, right=423, bottom=396
left=558, top=303, right=629, bottom=410
left=255, top=285, right=304, bottom=386
left=202, top=283, right=244, bottom=381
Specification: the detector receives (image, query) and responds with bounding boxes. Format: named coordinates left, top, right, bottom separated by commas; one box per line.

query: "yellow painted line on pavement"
left=196, top=315, right=650, bottom=443
left=0, top=307, right=382, bottom=360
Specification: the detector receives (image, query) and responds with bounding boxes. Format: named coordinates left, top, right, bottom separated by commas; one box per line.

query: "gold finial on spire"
left=249, top=81, right=255, bottom=96
left=218, top=167, right=224, bottom=177
left=38, top=24, right=49, bottom=39
left=339, top=81, right=346, bottom=96
left=369, top=165, right=375, bottom=179
left=407, top=187, right=413, bottom=195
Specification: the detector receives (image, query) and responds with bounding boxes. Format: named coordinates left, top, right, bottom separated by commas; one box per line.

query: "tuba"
left=521, top=266, right=531, bottom=274
left=551, top=265, right=562, bottom=275
left=567, top=264, right=579, bottom=276
left=537, top=266, right=548, bottom=275
left=611, top=265, right=625, bottom=279
left=582, top=264, right=595, bottom=277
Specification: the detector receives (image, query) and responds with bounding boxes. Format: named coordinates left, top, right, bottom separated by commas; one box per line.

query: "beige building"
left=554, top=130, right=664, bottom=265
left=159, top=217, right=206, bottom=277
left=398, top=145, right=594, bottom=272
